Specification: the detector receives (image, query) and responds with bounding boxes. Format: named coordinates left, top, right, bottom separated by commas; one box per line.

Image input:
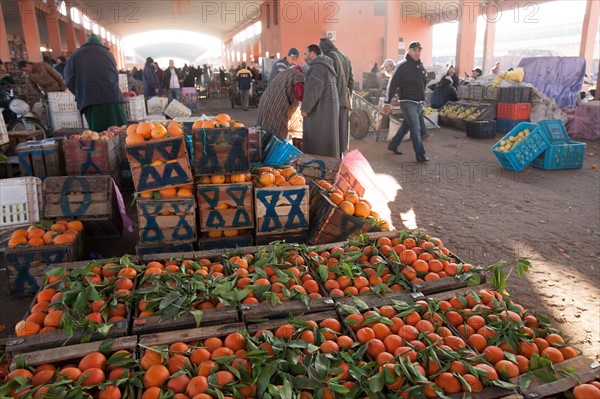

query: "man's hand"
left=301, top=111, right=308, bottom=118
left=382, top=104, right=391, bottom=115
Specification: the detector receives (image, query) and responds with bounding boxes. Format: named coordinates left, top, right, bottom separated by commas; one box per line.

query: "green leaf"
left=327, top=381, right=350, bottom=394
left=190, top=310, right=203, bottom=327
left=517, top=258, right=531, bottom=277
left=257, top=363, right=277, bottom=398
left=490, top=379, right=518, bottom=390
left=351, top=296, right=369, bottom=310
left=531, top=369, right=558, bottom=383
left=369, top=371, right=386, bottom=392
left=281, top=379, right=292, bottom=399
left=338, top=303, right=360, bottom=315
left=518, top=372, right=533, bottom=390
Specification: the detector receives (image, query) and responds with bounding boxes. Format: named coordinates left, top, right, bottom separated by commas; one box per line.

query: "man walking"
left=142, top=57, right=160, bottom=99
left=384, top=41, right=429, bottom=162
left=235, top=62, right=253, bottom=111
left=300, top=45, right=340, bottom=158
left=319, top=38, right=354, bottom=158
left=163, top=59, right=182, bottom=104
left=269, top=48, right=300, bottom=83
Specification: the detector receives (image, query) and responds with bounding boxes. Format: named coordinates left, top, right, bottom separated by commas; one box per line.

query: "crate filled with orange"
left=62, top=129, right=119, bottom=178
left=3, top=220, right=85, bottom=295
left=227, top=243, right=333, bottom=322
left=0, top=336, right=139, bottom=398
left=131, top=257, right=240, bottom=334
left=6, top=256, right=142, bottom=354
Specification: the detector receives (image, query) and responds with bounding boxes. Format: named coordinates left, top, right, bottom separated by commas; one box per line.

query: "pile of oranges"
left=138, top=184, right=194, bottom=200
left=125, top=121, right=184, bottom=144
left=252, top=166, right=307, bottom=188
left=191, top=113, right=245, bottom=129
left=197, top=173, right=251, bottom=185
left=7, top=221, right=83, bottom=249
left=317, top=180, right=389, bottom=228
left=206, top=228, right=250, bottom=238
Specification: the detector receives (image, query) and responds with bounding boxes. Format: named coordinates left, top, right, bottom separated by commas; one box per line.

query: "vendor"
left=380, top=58, right=396, bottom=97
left=430, top=75, right=458, bottom=109
left=472, top=67, right=483, bottom=80
left=445, top=65, right=460, bottom=89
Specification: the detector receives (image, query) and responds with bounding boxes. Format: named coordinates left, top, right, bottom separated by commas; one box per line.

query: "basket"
left=498, top=86, right=532, bottom=103
left=50, top=111, right=83, bottom=129
left=0, top=112, right=8, bottom=145
left=0, top=176, right=42, bottom=228
left=47, top=91, right=78, bottom=113
left=146, top=96, right=168, bottom=114
left=469, top=85, right=484, bottom=102
left=496, top=118, right=529, bottom=133
left=164, top=99, right=192, bottom=118
left=125, top=95, right=147, bottom=121
left=497, top=102, right=531, bottom=120
left=263, top=136, right=303, bottom=165
left=492, top=122, right=549, bottom=171
left=458, top=86, right=469, bottom=100
left=466, top=120, right=496, bottom=139
left=531, top=119, right=586, bottom=170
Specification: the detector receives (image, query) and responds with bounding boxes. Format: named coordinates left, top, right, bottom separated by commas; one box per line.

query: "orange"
left=98, top=385, right=122, bottom=399
left=338, top=200, right=355, bottom=215
left=137, top=122, right=154, bottom=139
left=15, top=320, right=41, bottom=336
left=53, top=234, right=75, bottom=244
left=224, top=332, right=246, bottom=352
left=79, top=351, right=107, bottom=371
left=150, top=124, right=168, bottom=140
left=167, top=123, right=183, bottom=137
left=126, top=133, right=145, bottom=144
left=435, top=372, right=462, bottom=394
left=356, top=327, right=375, bottom=344
left=143, top=364, right=170, bottom=388
left=79, top=367, right=106, bottom=386
left=66, top=220, right=84, bottom=232
left=126, top=124, right=138, bottom=135
left=573, top=384, right=600, bottom=399
left=215, top=113, right=231, bottom=124
left=186, top=376, right=209, bottom=397
left=495, top=359, right=520, bottom=378
left=354, top=201, right=371, bottom=218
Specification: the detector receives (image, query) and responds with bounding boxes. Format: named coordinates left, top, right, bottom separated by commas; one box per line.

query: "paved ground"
left=1, top=96, right=598, bottom=362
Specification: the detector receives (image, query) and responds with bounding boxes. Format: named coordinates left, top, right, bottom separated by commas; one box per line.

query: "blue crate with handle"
left=263, top=136, right=303, bottom=166
left=492, top=122, right=550, bottom=171
left=531, top=120, right=586, bottom=170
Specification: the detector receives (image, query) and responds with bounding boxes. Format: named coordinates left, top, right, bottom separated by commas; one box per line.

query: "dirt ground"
left=1, top=95, right=598, bottom=363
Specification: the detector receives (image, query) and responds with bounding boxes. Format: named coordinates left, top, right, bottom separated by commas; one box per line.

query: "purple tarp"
left=518, top=57, right=586, bottom=109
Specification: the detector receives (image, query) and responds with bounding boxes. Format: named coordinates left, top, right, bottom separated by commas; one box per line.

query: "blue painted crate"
left=495, top=118, right=529, bottom=133
left=263, top=136, right=302, bottom=166
left=532, top=141, right=586, bottom=170
left=492, top=122, right=550, bottom=171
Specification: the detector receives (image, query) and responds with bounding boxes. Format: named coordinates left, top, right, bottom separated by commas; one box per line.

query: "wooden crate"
left=43, top=176, right=114, bottom=221
left=126, top=136, right=193, bottom=192
left=248, top=127, right=262, bottom=163
left=193, top=127, right=249, bottom=175
left=245, top=309, right=340, bottom=335
left=3, top=232, right=84, bottom=295
left=16, top=139, right=63, bottom=179
left=62, top=137, right=118, bottom=176
left=133, top=307, right=239, bottom=335
left=136, top=197, right=197, bottom=244
left=295, top=153, right=342, bottom=183
left=8, top=335, right=137, bottom=367
left=335, top=290, right=425, bottom=310
left=7, top=130, right=45, bottom=155
left=138, top=322, right=247, bottom=347
left=135, top=240, right=195, bottom=256
left=198, top=230, right=254, bottom=250
left=196, top=182, right=254, bottom=232
left=254, top=185, right=309, bottom=234
left=335, top=163, right=365, bottom=197
left=308, top=182, right=380, bottom=245
left=241, top=297, right=335, bottom=324
left=255, top=230, right=308, bottom=246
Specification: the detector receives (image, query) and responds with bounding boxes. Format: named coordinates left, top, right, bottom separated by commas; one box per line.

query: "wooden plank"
left=193, top=128, right=249, bottom=175
left=136, top=241, right=196, bottom=256
left=295, top=154, right=342, bottom=183
left=254, top=185, right=309, bottom=234
left=414, top=274, right=488, bottom=295
left=241, top=297, right=335, bottom=323
left=126, top=136, right=193, bottom=192
left=45, top=192, right=110, bottom=203
left=196, top=182, right=255, bottom=231
left=138, top=322, right=247, bottom=347
left=335, top=291, right=425, bottom=311
left=44, top=202, right=112, bottom=219
left=246, top=310, right=339, bottom=335
left=62, top=138, right=118, bottom=175
left=137, top=198, right=197, bottom=243
left=425, top=283, right=496, bottom=302
left=43, top=175, right=111, bottom=193
left=198, top=231, right=254, bottom=250
left=132, top=307, right=240, bottom=334
left=9, top=336, right=136, bottom=368
left=255, top=230, right=308, bottom=246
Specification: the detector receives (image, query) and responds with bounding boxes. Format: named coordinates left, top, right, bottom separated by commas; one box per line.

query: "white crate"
left=144, top=114, right=167, bottom=121
left=50, top=111, right=83, bottom=129
left=119, top=73, right=128, bottom=93
left=125, top=95, right=147, bottom=121
left=147, top=97, right=168, bottom=114
left=164, top=99, right=192, bottom=119
left=0, top=112, right=7, bottom=146
left=47, top=91, right=78, bottom=113
left=0, top=177, right=42, bottom=228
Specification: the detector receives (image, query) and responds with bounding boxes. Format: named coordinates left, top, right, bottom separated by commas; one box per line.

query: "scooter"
left=0, top=76, right=47, bottom=134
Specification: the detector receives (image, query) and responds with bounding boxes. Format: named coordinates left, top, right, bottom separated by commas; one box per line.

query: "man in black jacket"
left=163, top=59, right=183, bottom=104
left=384, top=41, right=429, bottom=162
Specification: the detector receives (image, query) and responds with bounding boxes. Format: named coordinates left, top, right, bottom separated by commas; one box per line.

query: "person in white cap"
left=380, top=59, right=396, bottom=96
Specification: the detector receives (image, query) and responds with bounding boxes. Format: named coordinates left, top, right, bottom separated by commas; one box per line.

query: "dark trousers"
left=339, top=106, right=349, bottom=157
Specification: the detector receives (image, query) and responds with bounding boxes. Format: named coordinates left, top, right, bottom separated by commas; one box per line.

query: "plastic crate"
left=164, top=99, right=192, bottom=118
left=532, top=142, right=586, bottom=170
left=496, top=118, right=529, bottom=133
left=47, top=91, right=78, bottom=113
left=125, top=95, right=147, bottom=121
left=0, top=112, right=7, bottom=146
left=50, top=111, right=83, bottom=129
left=263, top=136, right=303, bottom=165
left=536, top=119, right=570, bottom=143
left=498, top=86, right=532, bottom=103
left=0, top=176, right=42, bottom=227
left=497, top=102, right=531, bottom=120
left=492, top=122, right=549, bottom=171
left=118, top=73, right=128, bottom=93
left=146, top=96, right=168, bottom=114
left=466, top=120, right=496, bottom=139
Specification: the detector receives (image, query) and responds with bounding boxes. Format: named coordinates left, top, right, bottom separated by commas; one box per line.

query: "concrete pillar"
left=384, top=1, right=402, bottom=62
left=482, top=4, right=498, bottom=75
left=455, top=0, right=479, bottom=77
left=45, top=0, right=62, bottom=53
left=0, top=5, right=11, bottom=62
left=77, top=27, right=87, bottom=48
left=579, top=0, right=599, bottom=76
left=20, top=0, right=43, bottom=62
left=63, top=12, right=77, bottom=52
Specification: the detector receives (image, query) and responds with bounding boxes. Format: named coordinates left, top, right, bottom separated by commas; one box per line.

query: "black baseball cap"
left=18, top=60, right=32, bottom=69
left=287, top=48, right=300, bottom=58
left=408, top=41, right=423, bottom=50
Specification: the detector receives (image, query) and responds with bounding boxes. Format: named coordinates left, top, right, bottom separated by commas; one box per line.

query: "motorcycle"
left=0, top=76, right=47, bottom=134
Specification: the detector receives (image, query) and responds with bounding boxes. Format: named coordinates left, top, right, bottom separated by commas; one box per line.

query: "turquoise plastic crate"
left=263, top=136, right=302, bottom=165
left=492, top=122, right=550, bottom=171
left=531, top=141, right=585, bottom=170
left=536, top=119, right=570, bottom=143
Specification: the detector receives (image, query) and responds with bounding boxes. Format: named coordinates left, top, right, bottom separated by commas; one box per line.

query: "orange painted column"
left=482, top=4, right=498, bottom=75
left=384, top=0, right=402, bottom=62
left=0, top=5, right=11, bottom=62
left=45, top=0, right=62, bottom=53
left=20, top=0, right=43, bottom=62
left=579, top=0, right=599, bottom=76
left=77, top=27, right=87, bottom=47
left=64, top=16, right=77, bottom=52
left=454, top=0, right=479, bottom=76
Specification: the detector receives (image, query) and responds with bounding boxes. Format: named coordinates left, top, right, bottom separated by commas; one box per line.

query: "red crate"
left=497, top=102, right=531, bottom=120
